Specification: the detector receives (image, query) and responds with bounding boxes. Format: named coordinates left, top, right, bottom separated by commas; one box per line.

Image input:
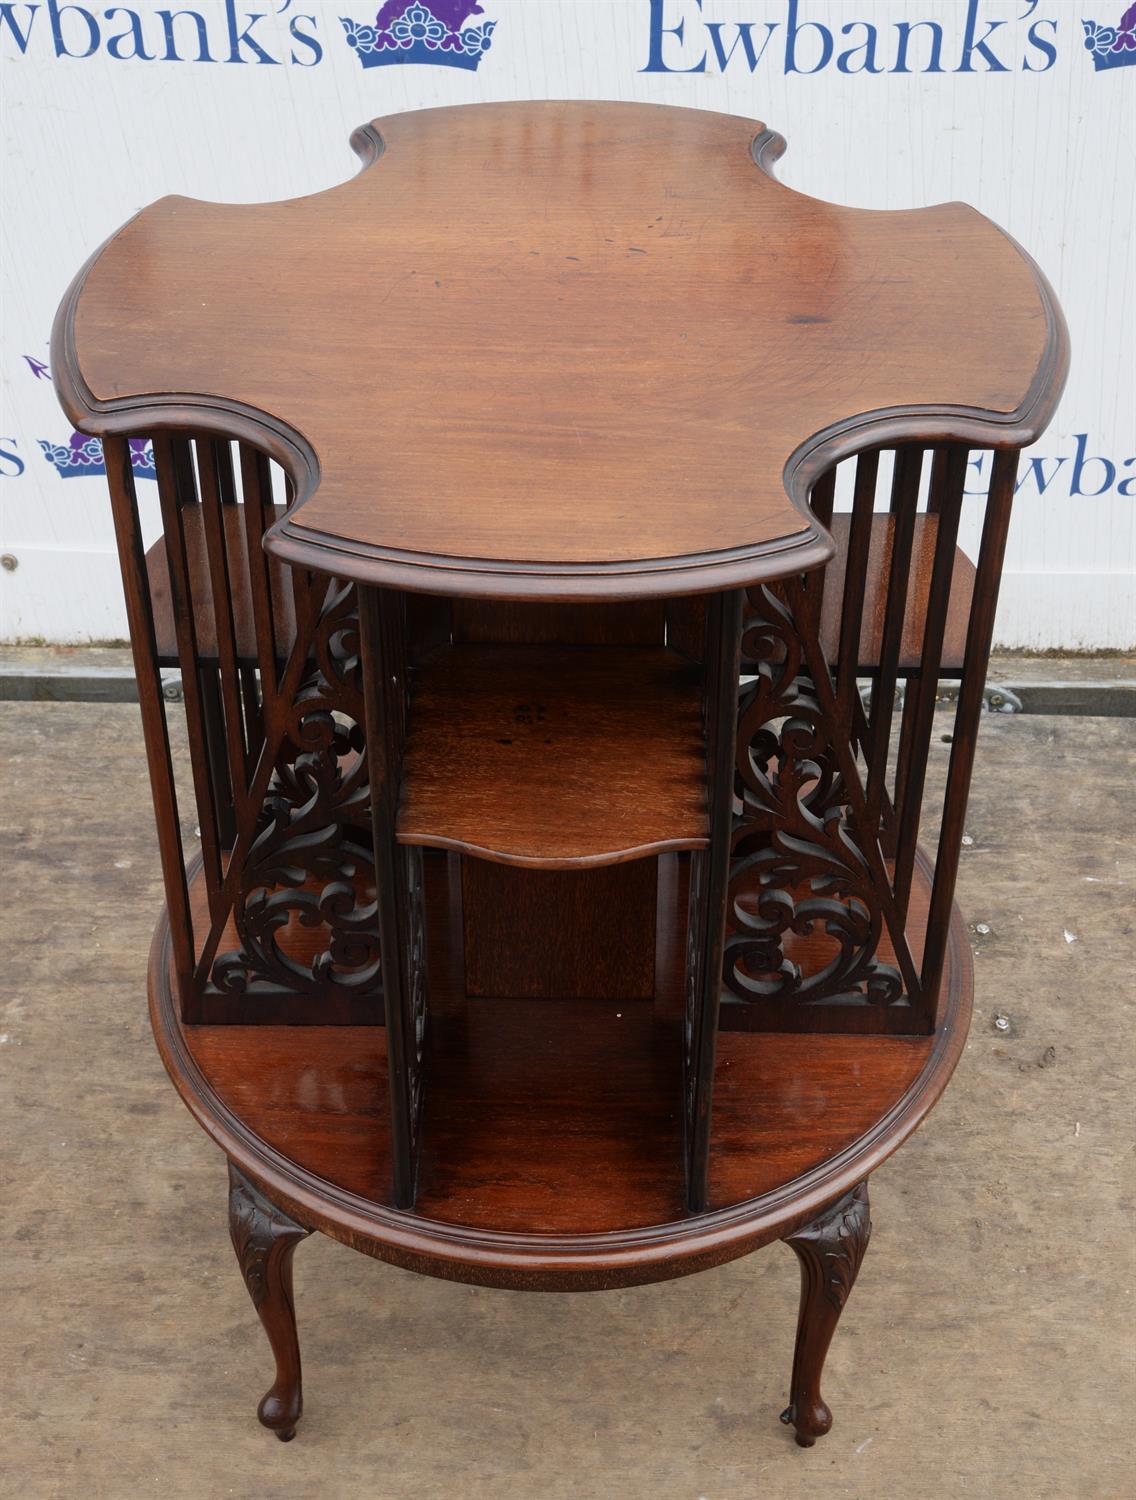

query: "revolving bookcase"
left=53, top=102, right=1067, bottom=1448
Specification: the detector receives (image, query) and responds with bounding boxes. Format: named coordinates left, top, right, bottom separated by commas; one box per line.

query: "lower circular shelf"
left=148, top=881, right=971, bottom=1292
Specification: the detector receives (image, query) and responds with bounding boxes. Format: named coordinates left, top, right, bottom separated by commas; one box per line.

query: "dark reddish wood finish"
left=920, top=449, right=1023, bottom=1004
left=461, top=858, right=658, bottom=1001
left=780, top=1183, right=872, bottom=1448
left=227, top=1162, right=311, bottom=1441
left=359, top=587, right=426, bottom=1209
left=145, top=500, right=294, bottom=664
left=153, top=847, right=970, bottom=1282
left=452, top=598, right=665, bottom=647
left=819, top=511, right=975, bottom=675
left=397, top=643, right=707, bottom=868
left=57, top=102, right=1068, bottom=1448
left=54, top=103, right=1065, bottom=601
left=143, top=510, right=978, bottom=677
left=103, top=437, right=195, bottom=1007
left=684, top=590, right=744, bottom=1211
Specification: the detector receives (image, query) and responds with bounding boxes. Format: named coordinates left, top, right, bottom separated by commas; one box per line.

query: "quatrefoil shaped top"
left=54, top=101, right=1066, bottom=599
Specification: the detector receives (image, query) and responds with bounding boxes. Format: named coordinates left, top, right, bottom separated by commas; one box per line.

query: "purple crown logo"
left=38, top=432, right=156, bottom=481
left=1083, top=3, right=1136, bottom=69
left=341, top=1, right=496, bottom=71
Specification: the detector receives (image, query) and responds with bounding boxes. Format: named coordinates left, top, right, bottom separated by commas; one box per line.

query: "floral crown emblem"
left=1083, top=3, right=1136, bottom=69
left=341, top=1, right=497, bottom=71
left=38, top=433, right=156, bottom=481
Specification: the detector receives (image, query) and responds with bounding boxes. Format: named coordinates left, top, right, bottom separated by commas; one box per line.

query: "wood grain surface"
left=183, top=1000, right=932, bottom=1236
left=461, top=857, right=659, bottom=1001
left=54, top=102, right=1066, bottom=599
left=819, top=513, right=976, bottom=674
left=396, top=643, right=708, bottom=866
left=166, top=845, right=968, bottom=1277
left=145, top=502, right=293, bottom=664
left=142, top=507, right=978, bottom=671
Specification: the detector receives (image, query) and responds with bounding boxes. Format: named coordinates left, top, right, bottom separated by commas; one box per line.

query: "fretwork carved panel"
left=724, top=583, right=905, bottom=1021
left=211, top=579, right=382, bottom=1004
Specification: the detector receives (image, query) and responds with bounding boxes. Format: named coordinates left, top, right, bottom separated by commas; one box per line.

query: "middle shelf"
left=395, top=644, right=709, bottom=869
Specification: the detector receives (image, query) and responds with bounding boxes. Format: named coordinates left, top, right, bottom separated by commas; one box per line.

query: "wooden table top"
left=54, top=101, right=1066, bottom=599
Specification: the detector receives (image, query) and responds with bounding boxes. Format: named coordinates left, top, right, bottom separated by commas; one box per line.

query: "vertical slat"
left=153, top=432, right=224, bottom=915
left=197, top=437, right=249, bottom=825
left=216, top=438, right=266, bottom=760
left=274, top=464, right=313, bottom=628
left=198, top=667, right=236, bottom=849
left=664, top=594, right=706, bottom=663
left=686, top=587, right=744, bottom=1214
left=810, top=466, right=836, bottom=531
left=215, top=438, right=238, bottom=506
left=892, top=664, right=921, bottom=828
left=835, top=449, right=880, bottom=743
left=239, top=443, right=280, bottom=705
left=360, top=585, right=421, bottom=1209
left=865, top=445, right=922, bottom=833
left=800, top=467, right=836, bottom=643
left=239, top=665, right=264, bottom=762
left=104, top=435, right=196, bottom=1015
left=921, top=448, right=1019, bottom=1005
left=893, top=446, right=968, bottom=922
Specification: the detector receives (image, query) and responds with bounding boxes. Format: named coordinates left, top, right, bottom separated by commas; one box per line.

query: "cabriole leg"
left=227, top=1162, right=312, bottom=1441
left=780, top=1181, right=872, bottom=1448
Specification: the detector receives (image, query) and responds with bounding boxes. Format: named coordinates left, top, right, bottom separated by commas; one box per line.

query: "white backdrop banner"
left=1, top=0, right=1133, bottom=647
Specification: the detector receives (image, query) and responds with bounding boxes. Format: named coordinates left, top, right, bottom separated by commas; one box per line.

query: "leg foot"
left=781, top=1181, right=871, bottom=1448
left=228, top=1162, right=312, bottom=1440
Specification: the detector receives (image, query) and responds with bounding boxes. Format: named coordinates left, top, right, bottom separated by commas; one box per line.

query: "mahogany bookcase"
left=53, top=102, right=1067, bottom=1448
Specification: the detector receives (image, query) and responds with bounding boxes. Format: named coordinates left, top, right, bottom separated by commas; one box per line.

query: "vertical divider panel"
left=238, top=444, right=280, bottom=716
left=866, top=446, right=922, bottom=836
left=684, top=588, right=744, bottom=1214
left=892, top=445, right=969, bottom=922
left=198, top=668, right=236, bottom=850
left=360, top=586, right=426, bottom=1209
left=153, top=433, right=224, bottom=922
left=921, top=448, right=1020, bottom=1003
left=835, top=450, right=880, bottom=769
left=104, top=435, right=197, bottom=1019
left=196, top=437, right=250, bottom=833
left=215, top=438, right=265, bottom=761
left=799, top=468, right=836, bottom=645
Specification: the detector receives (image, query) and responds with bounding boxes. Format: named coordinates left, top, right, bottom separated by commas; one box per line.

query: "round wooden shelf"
left=148, top=856, right=972, bottom=1292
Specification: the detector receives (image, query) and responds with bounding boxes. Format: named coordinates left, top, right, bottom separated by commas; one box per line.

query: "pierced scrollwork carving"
left=724, top=584, right=903, bottom=1010
left=211, top=579, right=382, bottom=999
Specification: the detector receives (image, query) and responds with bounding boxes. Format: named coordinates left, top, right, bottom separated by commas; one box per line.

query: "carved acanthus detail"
left=227, top=1163, right=311, bottom=1440
left=785, top=1182, right=872, bottom=1314
left=781, top=1181, right=872, bottom=1446
left=228, top=1166, right=310, bottom=1312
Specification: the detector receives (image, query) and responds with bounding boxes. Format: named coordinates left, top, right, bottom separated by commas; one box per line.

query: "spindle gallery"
left=51, top=101, right=1067, bottom=1448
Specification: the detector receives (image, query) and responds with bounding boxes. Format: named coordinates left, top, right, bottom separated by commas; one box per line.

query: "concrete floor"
left=3, top=698, right=1134, bottom=1499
